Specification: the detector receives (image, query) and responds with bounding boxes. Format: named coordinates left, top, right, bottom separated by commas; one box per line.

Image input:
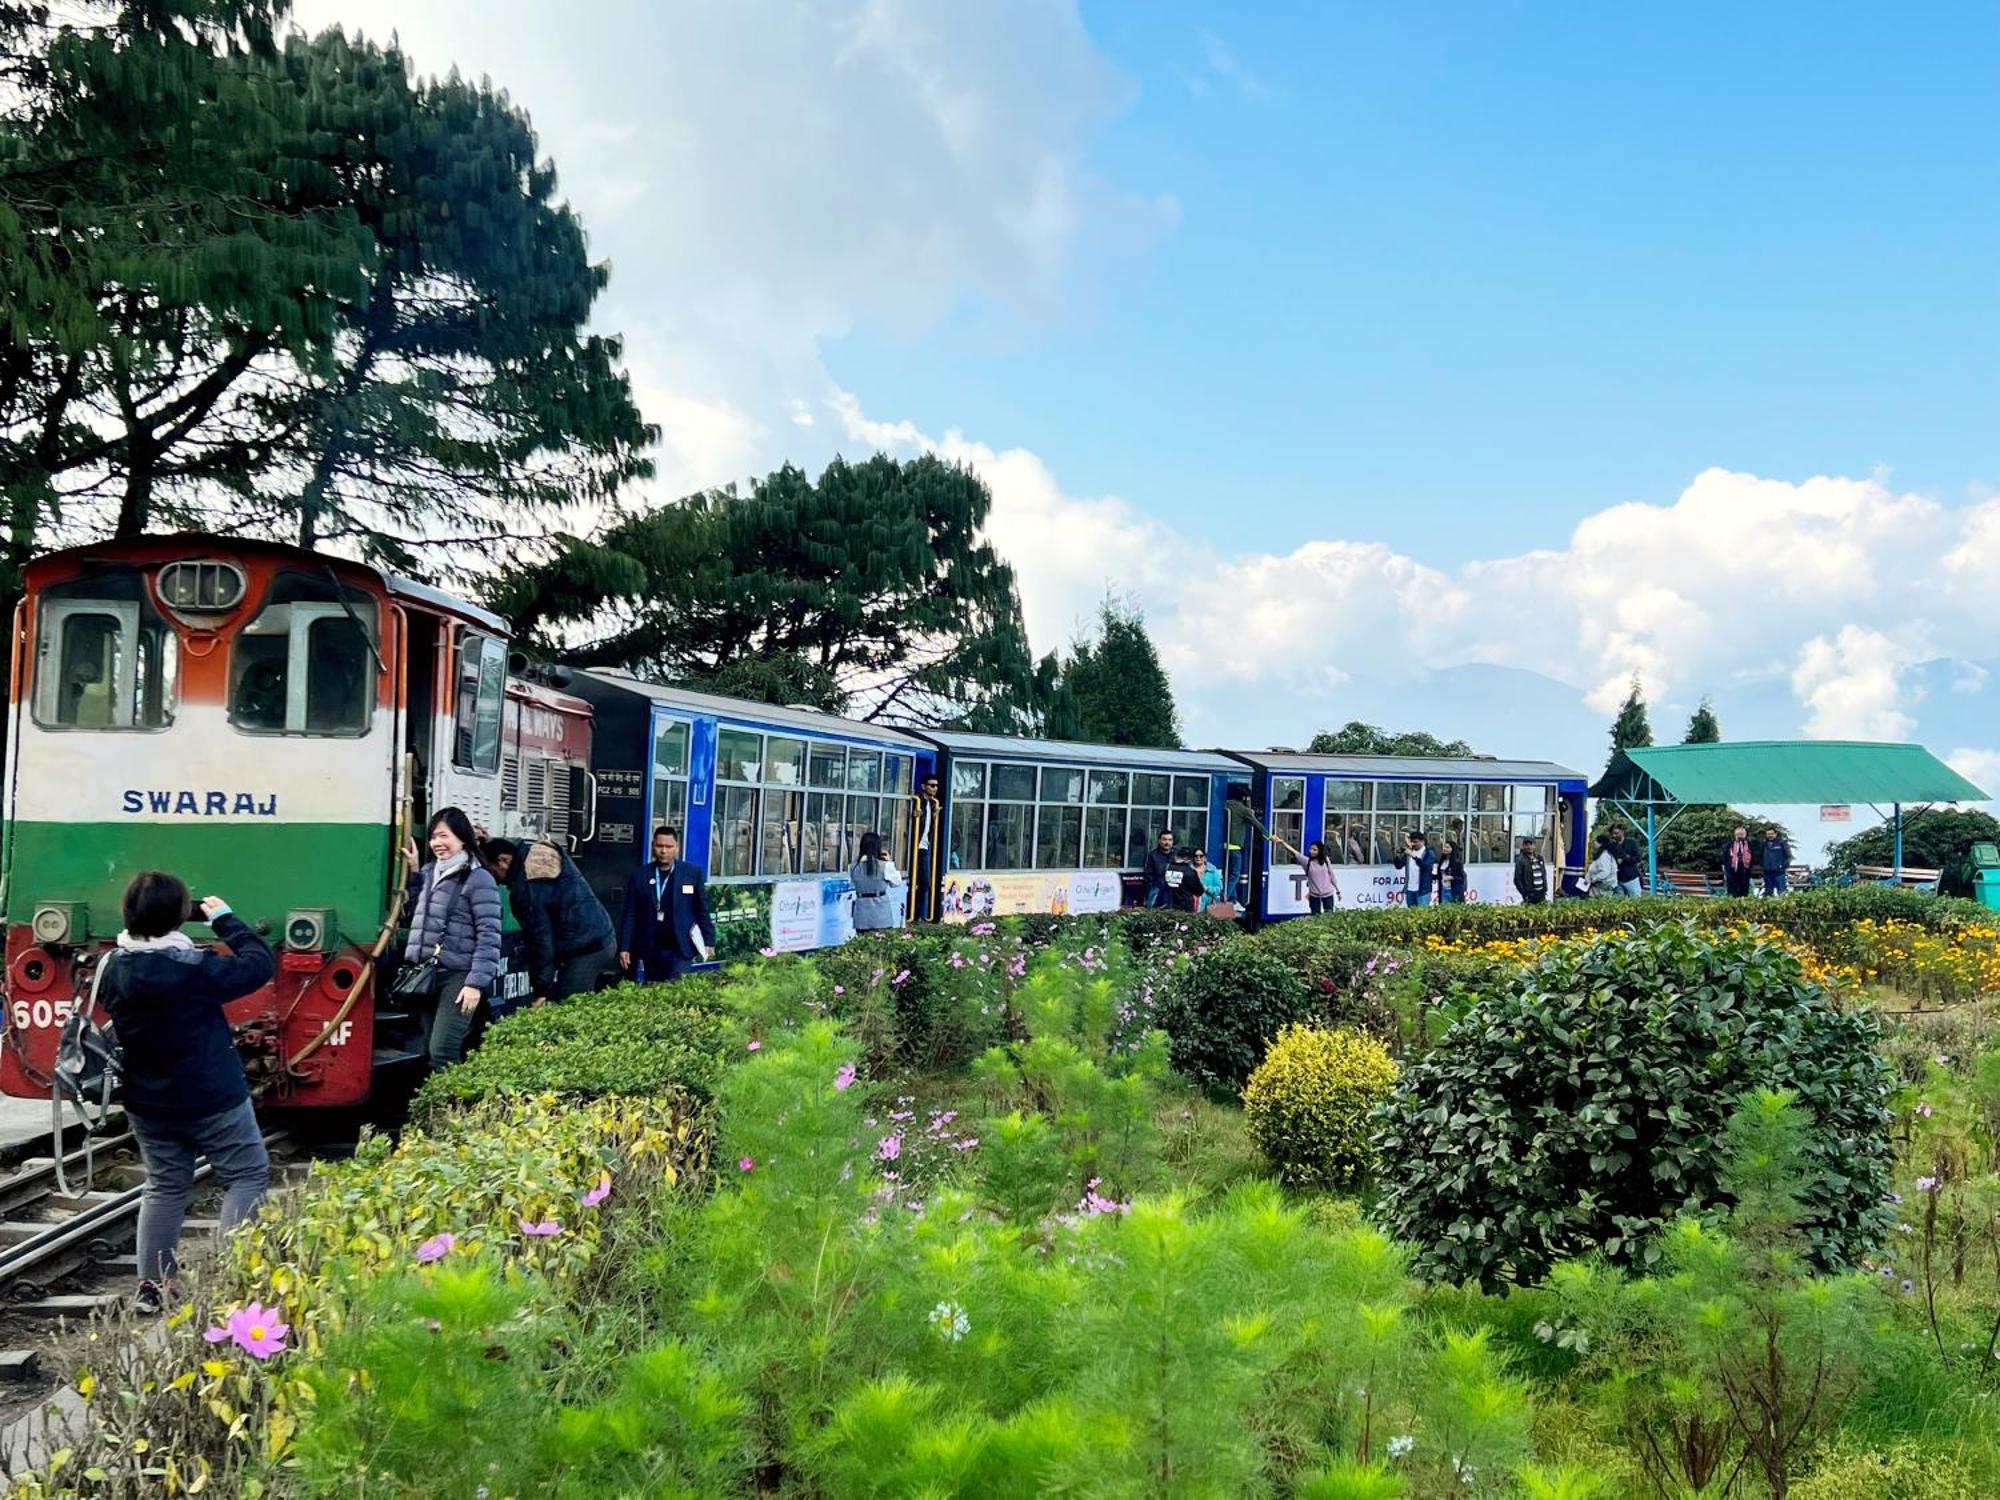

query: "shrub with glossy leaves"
left=1159, top=941, right=1314, bottom=1094
left=1372, top=922, right=1893, bottom=1286
left=1243, top=1025, right=1399, bottom=1190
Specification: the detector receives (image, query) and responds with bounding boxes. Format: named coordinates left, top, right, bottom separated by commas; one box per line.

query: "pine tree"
left=1682, top=698, right=1721, bottom=744
left=496, top=454, right=1052, bottom=729
left=1602, top=674, right=1653, bottom=781
left=1058, top=598, right=1182, bottom=749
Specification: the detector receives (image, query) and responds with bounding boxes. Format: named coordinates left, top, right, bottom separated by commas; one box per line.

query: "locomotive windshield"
left=32, top=571, right=178, bottom=730
left=227, top=572, right=378, bottom=736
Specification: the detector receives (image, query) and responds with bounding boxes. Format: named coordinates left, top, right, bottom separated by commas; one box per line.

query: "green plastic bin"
left=1977, top=870, right=2000, bottom=912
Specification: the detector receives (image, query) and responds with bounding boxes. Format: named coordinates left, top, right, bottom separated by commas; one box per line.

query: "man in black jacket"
left=511, top=839, right=616, bottom=1005
left=1141, top=829, right=1177, bottom=908
left=100, top=870, right=276, bottom=1313
left=618, top=826, right=717, bottom=980
left=1513, top=836, right=1549, bottom=904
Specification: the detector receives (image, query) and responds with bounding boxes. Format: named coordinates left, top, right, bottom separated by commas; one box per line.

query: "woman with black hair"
left=100, top=870, right=275, bottom=1313
left=849, top=829, right=906, bottom=932
left=400, top=806, right=503, bottom=1067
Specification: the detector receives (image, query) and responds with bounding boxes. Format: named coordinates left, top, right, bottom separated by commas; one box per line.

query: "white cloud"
left=1789, top=628, right=1925, bottom=739
left=1196, top=29, right=1270, bottom=99
left=1946, top=749, right=2000, bottom=804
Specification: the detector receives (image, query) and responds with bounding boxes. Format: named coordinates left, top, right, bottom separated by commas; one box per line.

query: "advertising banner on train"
left=940, top=869, right=1123, bottom=922
left=709, top=876, right=856, bottom=960
left=1263, top=862, right=1519, bottom=915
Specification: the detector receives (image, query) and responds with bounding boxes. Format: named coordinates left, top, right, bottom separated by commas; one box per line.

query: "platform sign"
left=1820, top=804, right=1852, bottom=822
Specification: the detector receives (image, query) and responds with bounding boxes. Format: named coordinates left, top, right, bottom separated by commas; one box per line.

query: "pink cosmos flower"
left=833, top=984, right=846, bottom=995
left=876, top=1133, right=903, bottom=1162
left=415, top=1232, right=457, bottom=1263
left=759, top=946, right=776, bottom=957
left=833, top=1063, right=857, bottom=1091
left=519, top=1219, right=563, bottom=1237
left=580, top=1174, right=611, bottom=1207
left=738, top=1156, right=756, bottom=1172
left=892, top=969, right=911, bottom=985
left=970, top=922, right=995, bottom=935
left=747, top=1039, right=763, bottom=1052
left=203, top=1302, right=289, bottom=1359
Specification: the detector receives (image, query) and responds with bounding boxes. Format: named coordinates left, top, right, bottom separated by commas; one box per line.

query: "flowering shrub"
left=1375, top=923, right=1895, bottom=1286
left=1243, top=1024, right=1399, bottom=1191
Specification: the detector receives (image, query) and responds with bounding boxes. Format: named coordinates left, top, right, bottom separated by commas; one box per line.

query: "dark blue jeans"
left=129, top=1097, right=269, bottom=1283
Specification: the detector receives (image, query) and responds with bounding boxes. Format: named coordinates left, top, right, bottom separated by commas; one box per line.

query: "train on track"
left=0, top=534, right=1589, bottom=1111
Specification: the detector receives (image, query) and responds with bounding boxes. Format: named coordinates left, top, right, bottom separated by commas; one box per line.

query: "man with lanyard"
left=1512, top=835, right=1550, bottom=905
left=910, top=774, right=942, bottom=922
left=617, top=826, right=716, bottom=981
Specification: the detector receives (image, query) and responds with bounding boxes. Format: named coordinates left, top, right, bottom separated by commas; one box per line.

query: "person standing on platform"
left=401, top=807, right=504, bottom=1068
left=1722, top=824, right=1755, bottom=898
left=1759, top=825, right=1792, bottom=896
left=1513, top=835, right=1549, bottom=905
left=1587, top=835, right=1618, bottom=897
left=1142, top=828, right=1178, bottom=907
left=850, top=830, right=906, bottom=932
left=1191, top=849, right=1223, bottom=912
left=1609, top=826, right=1645, bottom=897
left=1279, top=838, right=1341, bottom=914
left=1437, top=838, right=1469, bottom=904
left=1393, top=831, right=1437, bottom=908
left=910, top=774, right=942, bottom=922
left=619, top=826, right=716, bottom=980
left=511, top=838, right=616, bottom=1006
left=1165, top=847, right=1202, bottom=911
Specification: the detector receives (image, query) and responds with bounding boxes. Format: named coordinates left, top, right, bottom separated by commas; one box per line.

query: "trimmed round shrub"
left=1372, top=921, right=1893, bottom=1286
left=1242, top=1024, right=1398, bottom=1190
left=1158, top=942, right=1314, bottom=1094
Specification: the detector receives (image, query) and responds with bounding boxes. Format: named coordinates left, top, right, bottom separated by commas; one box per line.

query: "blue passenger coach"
left=560, top=670, right=935, bottom=961
left=919, top=731, right=1248, bottom=919
left=1228, top=751, right=1589, bottom=916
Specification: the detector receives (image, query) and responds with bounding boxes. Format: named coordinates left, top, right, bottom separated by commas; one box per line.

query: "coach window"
left=1321, top=779, right=1369, bottom=864
left=711, top=729, right=762, bottom=878
left=983, top=761, right=1035, bottom=870
left=883, top=754, right=914, bottom=868
left=34, top=573, right=179, bottom=731
left=1512, top=785, right=1552, bottom=843
left=805, top=740, right=847, bottom=872
left=1170, top=774, right=1209, bottom=852
left=948, top=760, right=986, bottom=872
left=1270, top=776, right=1305, bottom=861
left=1423, top=781, right=1469, bottom=852
left=1084, top=770, right=1129, bottom=868
left=441, top=632, right=502, bottom=768
left=1127, top=773, right=1173, bottom=868
left=231, top=574, right=379, bottom=739
left=651, top=718, right=691, bottom=840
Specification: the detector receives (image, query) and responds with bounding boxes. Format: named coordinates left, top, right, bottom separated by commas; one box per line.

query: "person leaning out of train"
left=1513, top=835, right=1550, bottom=905
left=1436, top=838, right=1469, bottom=904
left=509, top=838, right=616, bottom=1006
left=1392, top=831, right=1437, bottom=908
left=849, top=830, right=906, bottom=932
left=400, top=807, right=503, bottom=1068
left=101, top=870, right=277, bottom=1315
left=619, top=826, right=717, bottom=981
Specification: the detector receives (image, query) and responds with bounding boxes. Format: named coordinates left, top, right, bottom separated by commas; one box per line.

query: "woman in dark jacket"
left=400, top=806, right=503, bottom=1067
left=1436, top=839, right=1469, bottom=904
left=101, top=870, right=276, bottom=1312
left=510, top=838, right=616, bottom=1006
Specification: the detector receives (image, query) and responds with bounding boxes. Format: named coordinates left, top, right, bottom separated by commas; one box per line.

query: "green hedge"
left=412, top=981, right=732, bottom=1118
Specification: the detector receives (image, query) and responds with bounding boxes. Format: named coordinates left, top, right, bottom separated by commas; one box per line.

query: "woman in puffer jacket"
left=400, top=806, right=502, bottom=1067
left=509, top=838, right=617, bottom=1006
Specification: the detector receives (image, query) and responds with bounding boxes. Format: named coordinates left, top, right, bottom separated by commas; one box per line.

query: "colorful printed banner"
left=939, top=868, right=1124, bottom=921
left=1263, top=861, right=1523, bottom=914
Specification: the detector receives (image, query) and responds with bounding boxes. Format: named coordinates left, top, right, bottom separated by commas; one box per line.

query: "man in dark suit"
left=618, top=826, right=717, bottom=980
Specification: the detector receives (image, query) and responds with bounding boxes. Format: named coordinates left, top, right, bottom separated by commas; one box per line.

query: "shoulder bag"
left=390, top=868, right=474, bottom=1002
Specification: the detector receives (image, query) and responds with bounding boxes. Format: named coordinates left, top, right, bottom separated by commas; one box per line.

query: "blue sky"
left=830, top=2, right=1997, bottom=566
left=298, top=0, right=2000, bottom=842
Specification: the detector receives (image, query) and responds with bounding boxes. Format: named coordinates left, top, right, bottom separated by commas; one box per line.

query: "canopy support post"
left=1894, top=802, right=1903, bottom=878
left=1647, top=803, right=1657, bottom=895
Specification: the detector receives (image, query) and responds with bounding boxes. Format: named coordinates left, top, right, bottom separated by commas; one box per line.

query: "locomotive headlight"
left=30, top=902, right=87, bottom=946
left=284, top=907, right=338, bottom=953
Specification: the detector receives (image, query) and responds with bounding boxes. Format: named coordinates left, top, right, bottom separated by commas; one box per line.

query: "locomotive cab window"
left=33, top=571, right=179, bottom=730
left=452, top=633, right=506, bottom=772
left=227, top=574, right=378, bottom=736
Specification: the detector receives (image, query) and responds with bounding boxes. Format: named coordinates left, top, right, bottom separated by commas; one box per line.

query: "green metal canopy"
left=1617, top=741, right=1988, bottom=806
left=1588, top=740, right=1988, bottom=890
